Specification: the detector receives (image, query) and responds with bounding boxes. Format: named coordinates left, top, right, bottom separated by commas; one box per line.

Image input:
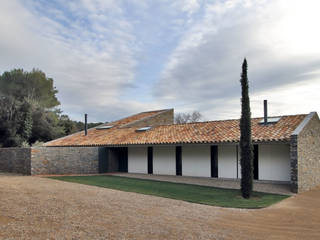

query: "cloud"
left=0, top=0, right=140, bottom=121
left=1, top=0, right=319, bottom=122
left=155, top=0, right=320, bottom=119
left=0, top=0, right=204, bottom=122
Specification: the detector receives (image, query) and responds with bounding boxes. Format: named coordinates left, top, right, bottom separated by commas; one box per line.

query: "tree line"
left=0, top=69, right=102, bottom=147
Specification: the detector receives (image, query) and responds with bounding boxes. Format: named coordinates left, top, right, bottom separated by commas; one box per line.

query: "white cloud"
left=1, top=0, right=319, bottom=122
left=155, top=0, right=320, bottom=119
left=172, top=0, right=201, bottom=18
left=0, top=0, right=140, bottom=121
left=251, top=76, right=320, bottom=117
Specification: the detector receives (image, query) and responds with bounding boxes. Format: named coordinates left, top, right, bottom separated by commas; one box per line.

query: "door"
left=211, top=145, right=218, bottom=178
left=148, top=147, right=153, bottom=174
left=118, top=147, right=128, bottom=172
left=176, top=146, right=182, bottom=176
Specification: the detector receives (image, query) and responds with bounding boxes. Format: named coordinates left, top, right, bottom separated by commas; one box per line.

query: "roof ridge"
left=139, top=108, right=172, bottom=114
left=108, top=109, right=170, bottom=126
left=120, top=109, right=173, bottom=128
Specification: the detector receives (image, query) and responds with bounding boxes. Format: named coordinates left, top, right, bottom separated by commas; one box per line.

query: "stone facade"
left=296, top=113, right=320, bottom=192
left=121, top=109, right=174, bottom=128
left=290, top=135, right=298, bottom=192
left=0, top=148, right=31, bottom=175
left=290, top=112, right=320, bottom=193
left=31, top=147, right=99, bottom=175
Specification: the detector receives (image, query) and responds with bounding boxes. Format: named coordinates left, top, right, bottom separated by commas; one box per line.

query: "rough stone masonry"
left=290, top=112, right=320, bottom=193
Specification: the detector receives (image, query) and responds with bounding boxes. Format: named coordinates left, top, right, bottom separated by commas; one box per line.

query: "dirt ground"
left=0, top=176, right=319, bottom=240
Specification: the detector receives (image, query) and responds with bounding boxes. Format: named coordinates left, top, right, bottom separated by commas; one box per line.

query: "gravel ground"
left=0, top=176, right=319, bottom=240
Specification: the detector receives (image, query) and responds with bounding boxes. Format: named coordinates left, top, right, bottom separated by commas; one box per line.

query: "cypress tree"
left=239, top=58, right=253, bottom=198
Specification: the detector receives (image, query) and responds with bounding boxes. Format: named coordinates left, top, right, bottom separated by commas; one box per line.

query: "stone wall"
left=0, top=148, right=31, bottom=175
left=122, top=109, right=174, bottom=128
left=31, top=147, right=99, bottom=175
left=296, top=113, right=320, bottom=192
left=291, top=112, right=320, bottom=193
left=290, top=135, right=298, bottom=192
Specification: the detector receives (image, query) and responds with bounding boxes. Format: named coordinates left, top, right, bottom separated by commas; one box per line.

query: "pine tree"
left=239, top=58, right=253, bottom=198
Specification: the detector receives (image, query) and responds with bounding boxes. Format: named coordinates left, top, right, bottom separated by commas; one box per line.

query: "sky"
left=0, top=0, right=319, bottom=122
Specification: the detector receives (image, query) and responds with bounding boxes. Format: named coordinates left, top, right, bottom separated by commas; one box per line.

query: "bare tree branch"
left=175, top=111, right=202, bottom=124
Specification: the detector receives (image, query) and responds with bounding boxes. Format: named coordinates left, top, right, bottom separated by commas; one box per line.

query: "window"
left=259, top=117, right=281, bottom=124
left=95, top=125, right=113, bottom=130
left=136, top=126, right=152, bottom=132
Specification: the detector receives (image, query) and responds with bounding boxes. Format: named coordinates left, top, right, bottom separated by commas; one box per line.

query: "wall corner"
left=290, top=134, right=298, bottom=193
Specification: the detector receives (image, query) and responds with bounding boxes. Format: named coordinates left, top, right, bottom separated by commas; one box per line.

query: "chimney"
left=84, top=113, right=88, bottom=136
left=264, top=100, right=268, bottom=125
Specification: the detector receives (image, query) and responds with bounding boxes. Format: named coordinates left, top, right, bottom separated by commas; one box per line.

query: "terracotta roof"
left=45, top=111, right=307, bottom=147
left=102, top=109, right=168, bottom=127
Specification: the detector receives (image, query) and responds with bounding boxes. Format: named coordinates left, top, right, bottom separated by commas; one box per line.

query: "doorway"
left=117, top=147, right=128, bottom=172
left=176, top=146, right=182, bottom=176
left=147, top=147, right=153, bottom=174
left=98, top=147, right=128, bottom=173
left=253, top=145, right=259, bottom=180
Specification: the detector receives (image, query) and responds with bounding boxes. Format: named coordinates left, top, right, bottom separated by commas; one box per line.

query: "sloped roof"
left=108, top=109, right=167, bottom=127
left=45, top=111, right=307, bottom=147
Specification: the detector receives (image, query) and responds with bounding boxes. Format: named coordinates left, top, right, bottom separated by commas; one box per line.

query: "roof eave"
left=45, top=138, right=290, bottom=148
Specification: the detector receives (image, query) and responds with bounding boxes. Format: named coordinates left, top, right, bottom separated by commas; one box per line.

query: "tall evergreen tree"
left=239, top=58, right=253, bottom=198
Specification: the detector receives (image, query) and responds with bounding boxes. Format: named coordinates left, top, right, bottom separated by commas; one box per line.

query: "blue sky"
left=1, top=0, right=320, bottom=122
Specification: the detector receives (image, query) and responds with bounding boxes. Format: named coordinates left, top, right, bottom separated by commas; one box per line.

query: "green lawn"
left=49, top=175, right=289, bottom=209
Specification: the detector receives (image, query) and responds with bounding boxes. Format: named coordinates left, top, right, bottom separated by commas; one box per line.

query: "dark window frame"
left=176, top=146, right=182, bottom=176
left=148, top=146, right=153, bottom=174
left=211, top=145, right=218, bottom=178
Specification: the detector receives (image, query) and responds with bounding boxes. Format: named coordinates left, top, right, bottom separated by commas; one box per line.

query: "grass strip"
left=49, top=175, right=289, bottom=209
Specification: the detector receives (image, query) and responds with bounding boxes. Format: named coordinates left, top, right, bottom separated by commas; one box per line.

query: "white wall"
left=259, top=144, right=290, bottom=181
left=153, top=146, right=176, bottom=175
left=127, top=144, right=290, bottom=181
left=128, top=147, right=147, bottom=173
left=182, top=145, right=210, bottom=177
left=218, top=145, right=238, bottom=178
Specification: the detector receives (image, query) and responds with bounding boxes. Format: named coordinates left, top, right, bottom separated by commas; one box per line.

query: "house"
left=37, top=107, right=320, bottom=193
